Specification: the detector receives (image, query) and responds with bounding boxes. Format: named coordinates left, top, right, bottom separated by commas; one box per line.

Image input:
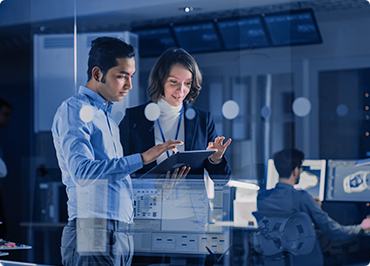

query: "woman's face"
left=163, top=63, right=192, bottom=106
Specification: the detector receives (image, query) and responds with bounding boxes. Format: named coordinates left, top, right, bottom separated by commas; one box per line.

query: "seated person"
left=255, top=148, right=370, bottom=266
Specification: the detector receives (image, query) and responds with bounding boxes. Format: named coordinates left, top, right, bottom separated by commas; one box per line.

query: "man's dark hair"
left=0, top=98, right=12, bottom=110
left=147, top=47, right=202, bottom=104
left=87, top=37, right=135, bottom=82
left=273, top=148, right=304, bottom=178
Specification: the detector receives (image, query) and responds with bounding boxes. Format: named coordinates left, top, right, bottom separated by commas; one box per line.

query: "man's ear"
left=292, top=166, right=299, bottom=178
left=92, top=67, right=101, bottom=82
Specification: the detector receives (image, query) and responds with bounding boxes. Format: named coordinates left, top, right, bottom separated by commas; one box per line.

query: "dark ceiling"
left=0, top=0, right=369, bottom=49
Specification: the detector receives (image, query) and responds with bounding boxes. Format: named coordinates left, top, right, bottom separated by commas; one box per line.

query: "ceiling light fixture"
left=179, top=6, right=201, bottom=13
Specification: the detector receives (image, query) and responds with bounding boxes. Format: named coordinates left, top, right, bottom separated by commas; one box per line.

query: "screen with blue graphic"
left=262, top=9, right=322, bottom=47
left=326, top=160, right=370, bottom=202
left=173, top=22, right=222, bottom=53
left=216, top=16, right=270, bottom=50
left=134, top=27, right=177, bottom=57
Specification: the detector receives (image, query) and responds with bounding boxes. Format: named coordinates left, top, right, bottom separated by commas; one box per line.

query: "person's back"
left=258, top=182, right=317, bottom=215
left=257, top=183, right=324, bottom=266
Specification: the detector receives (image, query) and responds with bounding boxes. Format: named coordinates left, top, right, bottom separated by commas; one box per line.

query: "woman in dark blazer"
left=120, top=48, right=232, bottom=180
left=120, top=48, right=232, bottom=265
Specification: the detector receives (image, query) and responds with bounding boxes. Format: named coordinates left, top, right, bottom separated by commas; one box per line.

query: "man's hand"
left=207, top=136, right=232, bottom=163
left=141, top=139, right=183, bottom=165
left=360, top=217, right=370, bottom=233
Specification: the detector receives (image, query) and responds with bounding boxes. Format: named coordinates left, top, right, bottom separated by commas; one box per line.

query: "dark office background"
left=1, top=0, right=370, bottom=265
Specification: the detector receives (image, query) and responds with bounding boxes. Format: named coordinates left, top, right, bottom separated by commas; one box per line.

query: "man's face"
left=96, top=57, right=136, bottom=102
left=0, top=106, right=11, bottom=128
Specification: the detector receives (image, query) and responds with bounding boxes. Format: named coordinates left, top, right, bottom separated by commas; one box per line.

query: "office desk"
left=212, top=221, right=258, bottom=229
left=0, top=259, right=56, bottom=266
left=20, top=222, right=65, bottom=265
left=0, top=241, right=32, bottom=258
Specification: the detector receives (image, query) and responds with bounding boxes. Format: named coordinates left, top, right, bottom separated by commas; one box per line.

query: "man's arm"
left=52, top=101, right=143, bottom=186
left=53, top=102, right=184, bottom=186
left=302, top=192, right=365, bottom=241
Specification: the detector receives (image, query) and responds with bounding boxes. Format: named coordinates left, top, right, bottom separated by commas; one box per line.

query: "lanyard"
left=157, top=106, right=183, bottom=158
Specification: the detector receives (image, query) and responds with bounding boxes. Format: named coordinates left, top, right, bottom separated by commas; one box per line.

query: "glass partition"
left=1, top=0, right=370, bottom=265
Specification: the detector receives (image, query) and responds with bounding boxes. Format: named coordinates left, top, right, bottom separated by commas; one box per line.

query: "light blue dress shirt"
left=52, top=86, right=143, bottom=222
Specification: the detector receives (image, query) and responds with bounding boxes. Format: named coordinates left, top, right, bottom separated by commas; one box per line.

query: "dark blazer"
left=119, top=102, right=232, bottom=179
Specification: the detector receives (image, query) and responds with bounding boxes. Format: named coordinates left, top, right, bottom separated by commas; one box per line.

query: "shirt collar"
left=78, top=85, right=113, bottom=113
left=276, top=182, right=294, bottom=189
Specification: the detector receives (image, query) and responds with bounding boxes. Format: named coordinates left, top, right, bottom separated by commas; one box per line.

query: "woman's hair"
left=147, top=48, right=202, bottom=103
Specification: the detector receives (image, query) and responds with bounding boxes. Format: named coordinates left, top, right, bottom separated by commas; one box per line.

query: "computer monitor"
left=326, top=160, right=370, bottom=202
left=266, top=159, right=326, bottom=201
left=132, top=178, right=231, bottom=264
left=172, top=22, right=222, bottom=53
left=262, top=8, right=322, bottom=47
left=134, top=27, right=177, bottom=57
left=216, top=16, right=270, bottom=50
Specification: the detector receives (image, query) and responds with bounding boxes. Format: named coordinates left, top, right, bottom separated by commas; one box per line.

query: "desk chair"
left=252, top=211, right=316, bottom=266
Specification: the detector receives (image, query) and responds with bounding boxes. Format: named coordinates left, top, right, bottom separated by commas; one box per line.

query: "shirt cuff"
left=124, top=153, right=144, bottom=173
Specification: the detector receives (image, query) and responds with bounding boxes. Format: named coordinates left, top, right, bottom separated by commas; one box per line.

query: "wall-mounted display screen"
left=216, top=17, right=270, bottom=50
left=133, top=8, right=322, bottom=57
left=134, top=27, right=177, bottom=57
left=262, top=9, right=322, bottom=46
left=172, top=22, right=222, bottom=53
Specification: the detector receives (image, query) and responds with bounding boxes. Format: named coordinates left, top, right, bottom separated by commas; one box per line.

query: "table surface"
left=0, top=244, right=31, bottom=251
left=0, top=260, right=56, bottom=266
left=19, top=222, right=66, bottom=228
left=212, top=221, right=258, bottom=229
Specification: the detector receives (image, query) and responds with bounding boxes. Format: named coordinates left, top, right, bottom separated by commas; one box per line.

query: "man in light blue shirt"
left=52, top=37, right=185, bottom=266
